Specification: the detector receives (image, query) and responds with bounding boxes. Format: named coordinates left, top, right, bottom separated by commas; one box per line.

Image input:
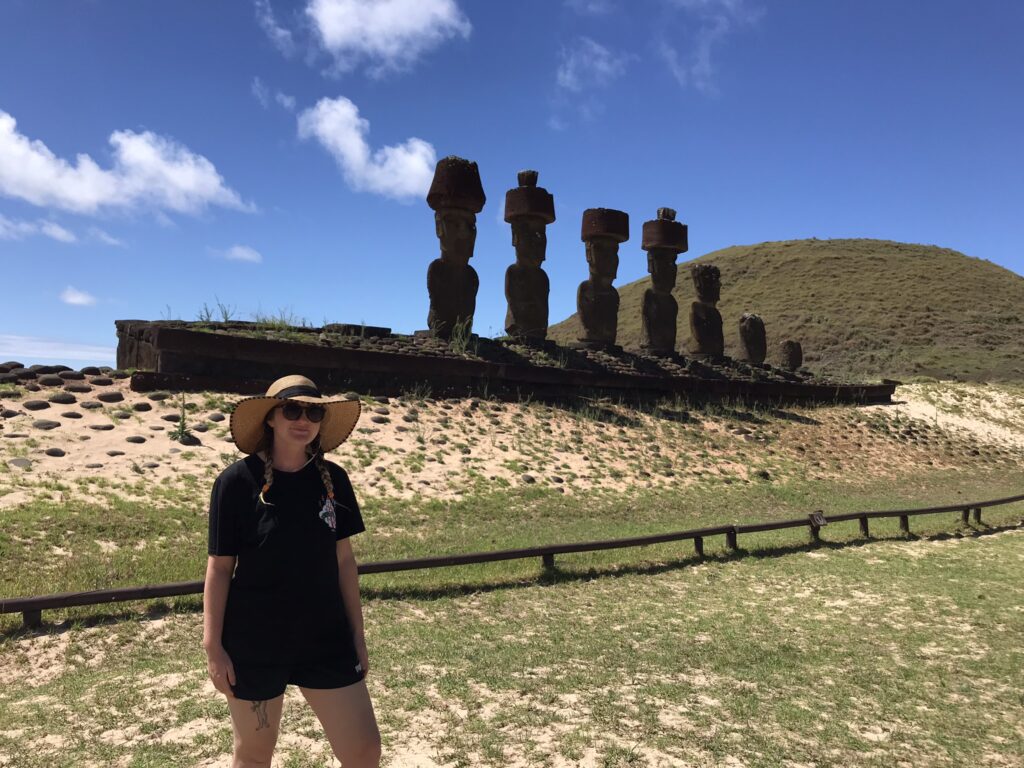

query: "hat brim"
left=229, top=395, right=361, bottom=454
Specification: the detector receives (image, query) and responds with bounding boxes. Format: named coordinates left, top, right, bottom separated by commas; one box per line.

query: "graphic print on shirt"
left=318, top=495, right=337, bottom=533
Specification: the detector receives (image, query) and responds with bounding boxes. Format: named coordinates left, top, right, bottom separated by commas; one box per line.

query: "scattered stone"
left=147, top=391, right=171, bottom=401
left=551, top=475, right=564, bottom=483
left=169, top=448, right=181, bottom=454
left=80, top=366, right=102, bottom=375
left=193, top=423, right=209, bottom=432
left=24, top=383, right=41, bottom=392
left=177, top=434, right=202, bottom=446
left=143, top=462, right=160, bottom=469
left=58, top=370, right=86, bottom=380
left=208, top=412, right=225, bottom=422
left=9, top=457, right=32, bottom=469
left=38, top=375, right=65, bottom=386
left=114, top=411, right=132, bottom=420
left=106, top=450, right=125, bottom=457
left=0, top=373, right=18, bottom=385
left=521, top=473, right=536, bottom=484
left=80, top=401, right=103, bottom=410
left=89, top=424, right=115, bottom=431
left=161, top=413, right=181, bottom=422
left=3, top=433, right=28, bottom=439
left=1, top=408, right=18, bottom=418
left=64, top=383, right=93, bottom=393
left=23, top=400, right=50, bottom=411
left=45, top=448, right=66, bottom=457
left=343, top=392, right=360, bottom=400
left=402, top=413, right=418, bottom=422
left=110, top=370, right=130, bottom=379
left=150, top=425, right=165, bottom=431
left=89, top=376, right=113, bottom=386
left=373, top=407, right=390, bottom=415
left=374, top=466, right=386, bottom=473
left=85, top=463, right=104, bottom=469
left=12, top=369, right=37, bottom=380
left=370, top=415, right=390, bottom=424
left=373, top=395, right=389, bottom=403
left=61, top=411, right=83, bottom=420
left=126, top=435, right=146, bottom=444
left=132, top=402, right=152, bottom=412
left=48, top=392, right=77, bottom=405
left=96, top=391, right=124, bottom=403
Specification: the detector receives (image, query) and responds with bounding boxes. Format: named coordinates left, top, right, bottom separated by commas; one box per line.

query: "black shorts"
left=230, top=655, right=366, bottom=701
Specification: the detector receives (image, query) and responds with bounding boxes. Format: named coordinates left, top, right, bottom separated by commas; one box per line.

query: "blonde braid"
left=259, top=428, right=275, bottom=505
left=313, top=444, right=335, bottom=501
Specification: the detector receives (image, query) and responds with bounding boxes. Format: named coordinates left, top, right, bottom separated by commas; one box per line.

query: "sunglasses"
left=277, top=403, right=327, bottom=423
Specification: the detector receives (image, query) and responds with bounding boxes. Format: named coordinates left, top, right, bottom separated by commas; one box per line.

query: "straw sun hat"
left=229, top=375, right=361, bottom=454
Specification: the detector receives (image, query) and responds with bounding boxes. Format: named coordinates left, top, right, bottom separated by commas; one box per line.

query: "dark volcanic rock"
left=161, top=413, right=181, bottom=422
left=24, top=400, right=50, bottom=411
left=208, top=412, right=225, bottom=422
left=80, top=401, right=103, bottom=410
left=107, top=450, right=125, bottom=457
left=33, top=419, right=61, bottom=430
left=38, top=375, right=65, bottom=386
left=58, top=370, right=86, bottom=380
left=61, top=411, right=83, bottom=419
left=89, top=377, right=113, bottom=386
left=148, top=391, right=171, bottom=401
left=64, top=383, right=93, bottom=393
left=132, top=402, right=152, bottom=412
left=89, top=423, right=115, bottom=431
left=97, top=391, right=125, bottom=403
left=48, top=392, right=77, bottom=405
left=9, top=457, right=32, bottom=469
left=125, top=435, right=146, bottom=444
left=80, top=366, right=102, bottom=375
left=45, top=448, right=66, bottom=457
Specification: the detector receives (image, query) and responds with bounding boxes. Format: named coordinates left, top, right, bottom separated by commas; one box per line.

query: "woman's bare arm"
left=204, top=555, right=237, bottom=694
left=337, top=538, right=369, bottom=673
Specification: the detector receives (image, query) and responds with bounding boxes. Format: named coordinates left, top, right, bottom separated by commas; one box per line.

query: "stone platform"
left=116, top=320, right=895, bottom=404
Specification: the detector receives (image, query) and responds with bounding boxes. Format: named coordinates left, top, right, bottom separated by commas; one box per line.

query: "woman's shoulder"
left=214, top=454, right=263, bottom=490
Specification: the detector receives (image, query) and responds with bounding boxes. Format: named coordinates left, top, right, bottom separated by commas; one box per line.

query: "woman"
left=203, top=375, right=381, bottom=767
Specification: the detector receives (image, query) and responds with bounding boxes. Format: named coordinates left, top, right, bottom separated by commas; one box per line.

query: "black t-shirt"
left=207, top=454, right=366, bottom=663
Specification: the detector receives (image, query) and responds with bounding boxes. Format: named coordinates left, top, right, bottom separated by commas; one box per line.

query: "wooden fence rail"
left=3, top=492, right=1023, bottom=630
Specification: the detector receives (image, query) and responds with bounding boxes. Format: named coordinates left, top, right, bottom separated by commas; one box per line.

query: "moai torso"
left=427, top=258, right=479, bottom=338
left=505, top=262, right=549, bottom=339
left=689, top=263, right=725, bottom=358
left=641, top=290, right=678, bottom=353
left=738, top=313, right=767, bottom=364
left=577, top=279, right=619, bottom=344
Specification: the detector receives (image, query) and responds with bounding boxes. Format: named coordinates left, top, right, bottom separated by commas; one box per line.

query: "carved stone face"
left=585, top=238, right=619, bottom=287
left=435, top=209, right=477, bottom=266
left=691, top=264, right=721, bottom=304
left=511, top=218, right=547, bottom=268
left=648, top=250, right=677, bottom=294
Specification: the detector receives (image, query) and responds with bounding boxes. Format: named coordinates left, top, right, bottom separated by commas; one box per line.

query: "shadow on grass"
left=3, top=521, right=1020, bottom=640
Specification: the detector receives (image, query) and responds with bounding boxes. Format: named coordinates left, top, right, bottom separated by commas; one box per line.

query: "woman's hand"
left=354, top=633, right=370, bottom=678
left=206, top=644, right=236, bottom=696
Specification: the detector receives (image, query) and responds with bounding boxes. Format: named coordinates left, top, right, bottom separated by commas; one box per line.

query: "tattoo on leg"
left=251, top=700, right=270, bottom=731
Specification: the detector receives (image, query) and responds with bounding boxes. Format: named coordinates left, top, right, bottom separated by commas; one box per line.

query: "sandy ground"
left=2, top=377, right=1023, bottom=513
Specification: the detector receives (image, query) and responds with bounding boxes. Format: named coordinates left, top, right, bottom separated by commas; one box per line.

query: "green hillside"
left=548, top=238, right=1024, bottom=381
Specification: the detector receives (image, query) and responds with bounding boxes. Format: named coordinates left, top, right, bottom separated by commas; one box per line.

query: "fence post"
left=22, top=610, right=42, bottom=629
left=694, top=536, right=704, bottom=557
left=859, top=516, right=870, bottom=538
left=899, top=515, right=910, bottom=535
left=960, top=508, right=970, bottom=524
left=726, top=528, right=738, bottom=551
left=972, top=507, right=982, bottom=523
left=542, top=553, right=555, bottom=569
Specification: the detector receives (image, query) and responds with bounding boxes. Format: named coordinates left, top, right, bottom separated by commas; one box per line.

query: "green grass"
left=549, top=238, right=1024, bottom=382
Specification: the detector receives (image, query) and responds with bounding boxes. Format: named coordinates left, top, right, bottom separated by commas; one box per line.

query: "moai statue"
left=738, top=313, right=767, bottom=364
left=640, top=207, right=688, bottom=355
left=504, top=170, right=555, bottom=340
left=780, top=339, right=803, bottom=371
left=577, top=208, right=629, bottom=347
left=689, top=264, right=725, bottom=358
left=426, top=156, right=486, bottom=340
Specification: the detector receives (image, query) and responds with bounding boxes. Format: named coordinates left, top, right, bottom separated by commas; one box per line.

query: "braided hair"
left=256, top=425, right=334, bottom=506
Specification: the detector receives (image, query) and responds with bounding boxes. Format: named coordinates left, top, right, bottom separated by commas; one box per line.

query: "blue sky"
left=1, top=0, right=1022, bottom=366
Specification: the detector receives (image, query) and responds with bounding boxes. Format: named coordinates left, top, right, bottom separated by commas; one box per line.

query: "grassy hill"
left=548, top=238, right=1024, bottom=381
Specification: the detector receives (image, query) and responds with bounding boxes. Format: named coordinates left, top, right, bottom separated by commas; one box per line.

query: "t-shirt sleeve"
left=329, top=464, right=366, bottom=541
left=208, top=471, right=241, bottom=556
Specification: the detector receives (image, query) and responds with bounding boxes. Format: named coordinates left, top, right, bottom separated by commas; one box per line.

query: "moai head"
left=642, top=207, right=688, bottom=295
left=691, top=263, right=721, bottom=304
left=581, top=208, right=628, bottom=289
left=780, top=339, right=803, bottom=371
left=505, top=170, right=555, bottom=269
left=427, top=156, right=485, bottom=267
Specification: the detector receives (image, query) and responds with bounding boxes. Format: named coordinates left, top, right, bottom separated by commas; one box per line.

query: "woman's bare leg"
left=225, top=694, right=285, bottom=768
left=300, top=681, right=381, bottom=767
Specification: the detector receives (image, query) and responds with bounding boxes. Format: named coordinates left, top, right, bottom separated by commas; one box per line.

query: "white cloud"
left=306, top=0, right=471, bottom=76
left=298, top=96, right=435, bottom=201
left=88, top=226, right=124, bottom=246
left=251, top=76, right=271, bottom=108
left=60, top=286, right=97, bottom=306
left=0, top=214, right=76, bottom=243
left=556, top=37, right=629, bottom=92
left=275, top=91, right=297, bottom=111
left=255, top=0, right=296, bottom=56
left=0, top=110, right=252, bottom=216
left=0, top=334, right=114, bottom=363
left=659, top=0, right=761, bottom=92
left=565, top=0, right=614, bottom=14
left=221, top=244, right=264, bottom=263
